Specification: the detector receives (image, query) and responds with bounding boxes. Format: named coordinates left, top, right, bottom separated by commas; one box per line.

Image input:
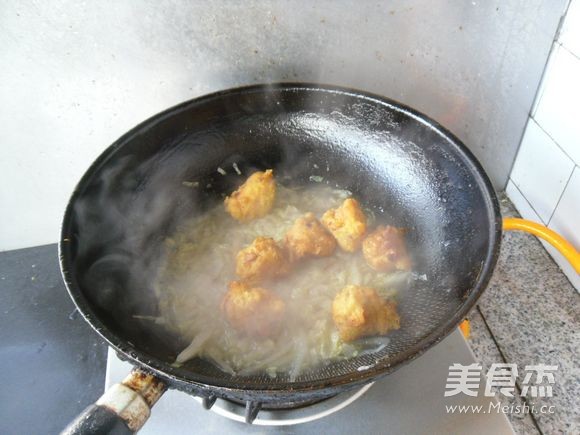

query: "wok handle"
left=502, top=218, right=580, bottom=273
left=61, top=368, right=167, bottom=435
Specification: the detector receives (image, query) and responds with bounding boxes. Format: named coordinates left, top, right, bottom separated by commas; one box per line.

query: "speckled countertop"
left=466, top=194, right=579, bottom=434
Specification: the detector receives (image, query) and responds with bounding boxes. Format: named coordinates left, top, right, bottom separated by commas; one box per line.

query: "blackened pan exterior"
left=59, top=83, right=501, bottom=404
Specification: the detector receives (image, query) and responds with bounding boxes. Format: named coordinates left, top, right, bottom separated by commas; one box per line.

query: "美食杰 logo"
left=444, top=363, right=557, bottom=398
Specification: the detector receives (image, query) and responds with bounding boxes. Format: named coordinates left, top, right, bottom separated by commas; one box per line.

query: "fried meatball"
left=236, top=237, right=290, bottom=283
left=224, top=169, right=276, bottom=222
left=332, top=285, right=400, bottom=342
left=362, top=225, right=411, bottom=272
left=321, top=198, right=367, bottom=252
left=221, top=281, right=286, bottom=338
left=284, top=212, right=337, bottom=261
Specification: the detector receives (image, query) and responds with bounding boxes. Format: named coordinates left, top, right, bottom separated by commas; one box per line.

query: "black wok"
left=62, top=83, right=570, bottom=433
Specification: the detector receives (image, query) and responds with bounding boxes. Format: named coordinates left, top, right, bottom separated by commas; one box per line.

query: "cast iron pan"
left=60, top=83, right=502, bottom=433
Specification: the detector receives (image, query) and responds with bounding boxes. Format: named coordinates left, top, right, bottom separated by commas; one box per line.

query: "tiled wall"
left=506, top=0, right=580, bottom=290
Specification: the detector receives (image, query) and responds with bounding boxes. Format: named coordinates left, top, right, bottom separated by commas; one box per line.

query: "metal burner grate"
left=197, top=383, right=374, bottom=426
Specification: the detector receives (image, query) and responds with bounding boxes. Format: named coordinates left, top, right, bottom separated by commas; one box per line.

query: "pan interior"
left=61, top=85, right=498, bottom=389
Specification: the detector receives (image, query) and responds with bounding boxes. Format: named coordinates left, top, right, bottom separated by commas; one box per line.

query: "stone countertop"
left=466, top=194, right=579, bottom=434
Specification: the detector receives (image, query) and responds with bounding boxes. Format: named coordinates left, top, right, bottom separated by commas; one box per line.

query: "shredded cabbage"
left=153, top=185, right=408, bottom=377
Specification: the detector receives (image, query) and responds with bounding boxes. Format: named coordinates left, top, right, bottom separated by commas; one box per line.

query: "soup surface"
left=152, top=181, right=410, bottom=379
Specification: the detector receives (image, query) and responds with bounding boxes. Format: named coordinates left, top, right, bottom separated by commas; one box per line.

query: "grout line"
left=547, top=165, right=576, bottom=225
left=509, top=179, right=547, bottom=224
left=476, top=306, right=545, bottom=435
left=560, top=43, right=580, bottom=62
left=528, top=117, right=577, bottom=166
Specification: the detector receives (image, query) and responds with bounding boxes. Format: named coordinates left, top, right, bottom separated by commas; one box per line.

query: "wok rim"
left=59, top=82, right=502, bottom=395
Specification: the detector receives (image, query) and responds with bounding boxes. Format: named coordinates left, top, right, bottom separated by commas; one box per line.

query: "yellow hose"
left=502, top=218, right=580, bottom=274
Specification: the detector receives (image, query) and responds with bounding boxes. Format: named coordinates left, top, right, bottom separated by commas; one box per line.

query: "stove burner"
left=226, top=395, right=329, bottom=411
left=195, top=383, right=374, bottom=426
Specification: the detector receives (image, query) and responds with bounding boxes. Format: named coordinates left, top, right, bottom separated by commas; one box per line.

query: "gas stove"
left=106, top=329, right=514, bottom=434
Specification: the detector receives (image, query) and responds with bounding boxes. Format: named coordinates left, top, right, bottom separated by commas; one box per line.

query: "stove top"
left=105, top=330, right=514, bottom=434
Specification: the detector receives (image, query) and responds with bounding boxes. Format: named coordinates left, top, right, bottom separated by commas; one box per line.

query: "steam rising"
left=72, top=144, right=410, bottom=378
left=67, top=87, right=471, bottom=382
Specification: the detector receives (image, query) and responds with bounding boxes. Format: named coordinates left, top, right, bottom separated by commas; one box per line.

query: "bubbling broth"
left=151, top=182, right=412, bottom=379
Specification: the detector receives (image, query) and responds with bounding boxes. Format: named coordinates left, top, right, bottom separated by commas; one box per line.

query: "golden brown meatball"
left=236, top=237, right=290, bottom=283
left=284, top=212, right=337, bottom=261
left=321, top=198, right=367, bottom=252
left=221, top=281, right=286, bottom=338
left=332, top=285, right=400, bottom=342
left=224, top=169, right=276, bottom=222
left=362, top=225, right=411, bottom=272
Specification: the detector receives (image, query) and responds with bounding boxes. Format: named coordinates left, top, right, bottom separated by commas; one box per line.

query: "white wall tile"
left=510, top=118, right=575, bottom=223
left=505, top=180, right=545, bottom=223
left=559, top=0, right=580, bottom=58
left=546, top=166, right=580, bottom=290
left=534, top=44, right=580, bottom=166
